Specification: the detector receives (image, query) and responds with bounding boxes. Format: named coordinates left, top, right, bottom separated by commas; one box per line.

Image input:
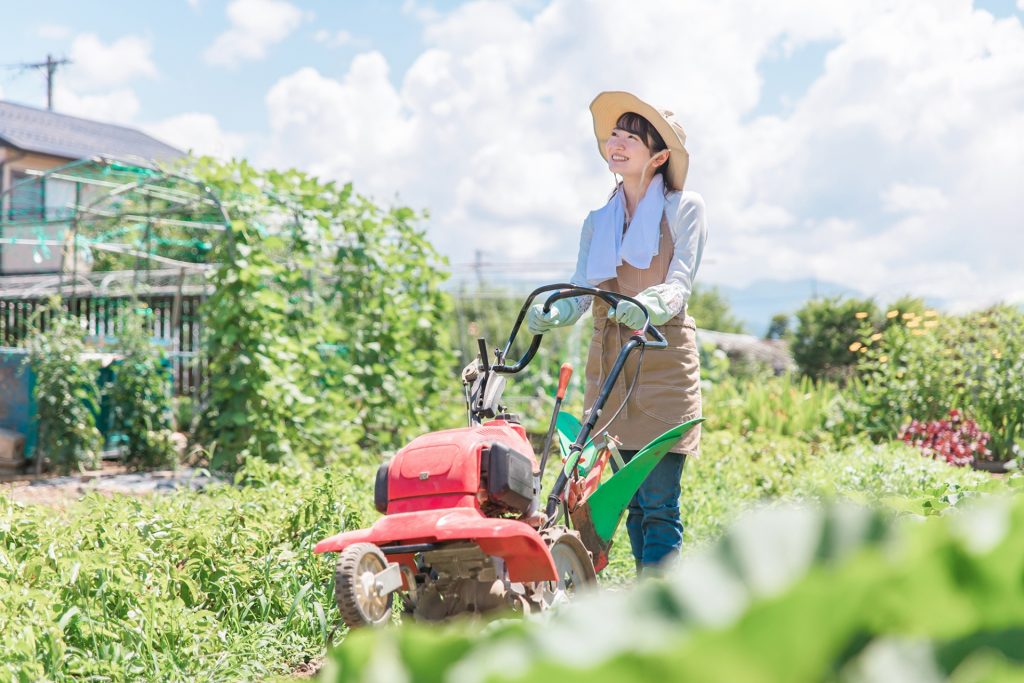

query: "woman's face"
left=605, top=127, right=662, bottom=179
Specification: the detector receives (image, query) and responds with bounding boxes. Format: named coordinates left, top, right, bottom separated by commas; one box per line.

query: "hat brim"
left=590, top=91, right=689, bottom=191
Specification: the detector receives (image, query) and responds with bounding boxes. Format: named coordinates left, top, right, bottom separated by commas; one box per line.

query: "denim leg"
left=615, top=450, right=686, bottom=567
left=635, top=452, right=686, bottom=567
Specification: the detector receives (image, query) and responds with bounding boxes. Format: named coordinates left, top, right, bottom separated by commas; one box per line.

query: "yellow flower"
left=855, top=311, right=869, bottom=319
left=871, top=332, right=883, bottom=341
left=886, top=310, right=899, bottom=319
left=849, top=341, right=863, bottom=352
left=923, top=320, right=939, bottom=328
left=902, top=311, right=916, bottom=320
left=925, top=309, right=938, bottom=317
left=879, top=355, right=889, bottom=363
left=907, top=320, right=920, bottom=328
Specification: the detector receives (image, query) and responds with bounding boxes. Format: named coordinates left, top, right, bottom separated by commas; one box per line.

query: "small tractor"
left=314, top=284, right=702, bottom=627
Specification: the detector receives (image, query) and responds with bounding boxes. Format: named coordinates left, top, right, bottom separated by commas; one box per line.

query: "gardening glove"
left=610, top=287, right=675, bottom=329
left=527, top=298, right=581, bottom=334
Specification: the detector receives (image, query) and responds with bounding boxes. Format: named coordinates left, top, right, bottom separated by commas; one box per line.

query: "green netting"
left=0, top=156, right=230, bottom=300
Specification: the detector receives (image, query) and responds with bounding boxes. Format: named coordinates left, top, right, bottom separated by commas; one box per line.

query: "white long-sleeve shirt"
left=567, top=190, right=708, bottom=318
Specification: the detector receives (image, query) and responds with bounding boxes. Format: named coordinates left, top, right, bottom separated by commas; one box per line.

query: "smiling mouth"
left=610, top=154, right=628, bottom=162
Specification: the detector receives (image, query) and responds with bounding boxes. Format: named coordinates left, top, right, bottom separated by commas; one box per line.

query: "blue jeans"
left=615, top=450, right=686, bottom=569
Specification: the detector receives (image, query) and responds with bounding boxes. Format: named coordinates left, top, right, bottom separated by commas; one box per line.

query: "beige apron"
left=582, top=215, right=702, bottom=455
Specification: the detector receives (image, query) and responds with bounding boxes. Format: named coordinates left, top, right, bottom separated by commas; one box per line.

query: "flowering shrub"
left=839, top=305, right=1024, bottom=459
left=899, top=409, right=991, bottom=467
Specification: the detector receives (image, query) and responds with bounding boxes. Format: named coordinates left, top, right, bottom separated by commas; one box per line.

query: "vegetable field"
left=2, top=159, right=1023, bottom=682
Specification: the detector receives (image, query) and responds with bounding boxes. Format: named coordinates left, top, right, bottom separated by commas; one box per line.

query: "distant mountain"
left=710, top=278, right=863, bottom=336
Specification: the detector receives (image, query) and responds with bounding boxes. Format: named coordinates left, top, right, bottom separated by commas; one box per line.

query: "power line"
left=2, top=54, right=71, bottom=110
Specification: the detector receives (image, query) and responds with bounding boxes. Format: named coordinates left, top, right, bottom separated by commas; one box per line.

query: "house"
left=0, top=100, right=184, bottom=275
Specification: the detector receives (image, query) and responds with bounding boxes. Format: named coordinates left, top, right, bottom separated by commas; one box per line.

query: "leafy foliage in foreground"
left=326, top=485, right=1024, bottom=683
left=0, top=460, right=371, bottom=682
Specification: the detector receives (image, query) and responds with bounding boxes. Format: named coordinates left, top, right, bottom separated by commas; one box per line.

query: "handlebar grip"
left=556, top=363, right=573, bottom=400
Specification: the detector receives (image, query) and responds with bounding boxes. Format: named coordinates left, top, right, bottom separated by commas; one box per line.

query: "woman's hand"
left=527, top=299, right=579, bottom=334
left=610, top=289, right=674, bottom=328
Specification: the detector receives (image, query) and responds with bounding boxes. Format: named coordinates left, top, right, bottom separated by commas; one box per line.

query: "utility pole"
left=15, top=54, right=71, bottom=110
left=473, top=249, right=484, bottom=288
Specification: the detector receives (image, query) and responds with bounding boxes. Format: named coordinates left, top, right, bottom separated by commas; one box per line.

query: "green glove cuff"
left=639, top=289, right=674, bottom=326
left=552, top=297, right=584, bottom=326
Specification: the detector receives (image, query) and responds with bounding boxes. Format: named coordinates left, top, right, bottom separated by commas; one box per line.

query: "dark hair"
left=610, top=111, right=671, bottom=194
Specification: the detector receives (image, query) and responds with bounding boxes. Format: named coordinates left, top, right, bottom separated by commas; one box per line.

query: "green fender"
left=582, top=418, right=704, bottom=544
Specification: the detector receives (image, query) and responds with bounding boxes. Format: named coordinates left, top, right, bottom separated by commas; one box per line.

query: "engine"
left=373, top=419, right=538, bottom=517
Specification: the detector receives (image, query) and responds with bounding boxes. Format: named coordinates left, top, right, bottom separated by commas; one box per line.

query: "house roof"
left=0, top=100, right=183, bottom=164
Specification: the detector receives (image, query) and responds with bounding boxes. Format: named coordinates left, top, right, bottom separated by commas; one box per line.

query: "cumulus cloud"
left=313, top=29, right=357, bottom=48
left=53, top=86, right=141, bottom=124
left=205, top=0, right=305, bottom=67
left=259, top=0, right=1024, bottom=310
left=144, top=113, right=248, bottom=159
left=67, top=33, right=157, bottom=90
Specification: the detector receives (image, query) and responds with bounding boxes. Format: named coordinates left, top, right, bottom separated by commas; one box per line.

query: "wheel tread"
left=334, top=542, right=393, bottom=629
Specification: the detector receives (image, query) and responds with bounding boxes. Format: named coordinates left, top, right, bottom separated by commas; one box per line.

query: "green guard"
left=578, top=417, right=705, bottom=545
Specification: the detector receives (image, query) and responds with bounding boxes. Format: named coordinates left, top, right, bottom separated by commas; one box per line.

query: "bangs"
left=614, top=112, right=667, bottom=151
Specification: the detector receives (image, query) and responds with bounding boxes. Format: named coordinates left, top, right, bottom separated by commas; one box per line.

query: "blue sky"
left=3, top=0, right=1023, bottom=314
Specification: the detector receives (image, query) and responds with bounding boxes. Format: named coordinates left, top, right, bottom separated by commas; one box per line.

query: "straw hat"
left=590, top=91, right=689, bottom=191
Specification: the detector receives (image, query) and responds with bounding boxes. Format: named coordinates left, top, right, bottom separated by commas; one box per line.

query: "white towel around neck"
left=585, top=174, right=666, bottom=285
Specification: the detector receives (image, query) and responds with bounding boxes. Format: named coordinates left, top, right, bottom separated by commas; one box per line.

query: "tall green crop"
left=25, top=303, right=102, bottom=473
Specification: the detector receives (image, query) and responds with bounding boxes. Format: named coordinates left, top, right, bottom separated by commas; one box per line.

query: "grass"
left=0, top=459, right=375, bottom=682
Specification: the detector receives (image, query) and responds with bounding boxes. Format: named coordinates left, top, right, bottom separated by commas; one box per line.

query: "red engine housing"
left=386, top=419, right=533, bottom=513
left=314, top=420, right=558, bottom=582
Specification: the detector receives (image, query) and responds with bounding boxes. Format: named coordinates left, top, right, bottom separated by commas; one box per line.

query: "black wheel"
left=334, top=543, right=394, bottom=628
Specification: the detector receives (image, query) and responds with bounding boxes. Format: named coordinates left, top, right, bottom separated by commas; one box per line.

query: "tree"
left=688, top=285, right=745, bottom=333
left=792, top=296, right=879, bottom=381
left=765, top=313, right=792, bottom=341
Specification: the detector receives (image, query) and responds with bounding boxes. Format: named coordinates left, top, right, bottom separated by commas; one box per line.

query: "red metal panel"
left=386, top=420, right=537, bottom=510
left=313, top=507, right=557, bottom=582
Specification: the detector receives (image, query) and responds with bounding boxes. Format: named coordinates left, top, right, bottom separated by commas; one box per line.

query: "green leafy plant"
left=841, top=305, right=1024, bottom=460
left=0, top=460, right=372, bottom=681
left=325, top=489, right=1024, bottom=683
left=792, top=295, right=880, bottom=381
left=192, top=158, right=456, bottom=468
left=105, top=305, right=178, bottom=470
left=25, top=302, right=102, bottom=473
left=702, top=372, right=839, bottom=440
left=688, top=284, right=746, bottom=334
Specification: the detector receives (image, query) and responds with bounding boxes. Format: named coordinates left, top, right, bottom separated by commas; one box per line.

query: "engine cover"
left=385, top=420, right=536, bottom=514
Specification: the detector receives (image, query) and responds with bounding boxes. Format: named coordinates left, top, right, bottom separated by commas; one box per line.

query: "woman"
left=527, top=91, right=708, bottom=573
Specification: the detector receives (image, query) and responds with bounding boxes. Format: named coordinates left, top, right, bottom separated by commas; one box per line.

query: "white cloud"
left=53, top=86, right=141, bottom=124
left=881, top=183, right=948, bottom=214
left=205, top=0, right=305, bottom=67
left=144, top=113, right=248, bottom=159
left=67, top=33, right=157, bottom=90
left=37, top=24, right=71, bottom=40
left=258, top=0, right=1024, bottom=310
left=313, top=29, right=356, bottom=48
left=401, top=0, right=442, bottom=23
